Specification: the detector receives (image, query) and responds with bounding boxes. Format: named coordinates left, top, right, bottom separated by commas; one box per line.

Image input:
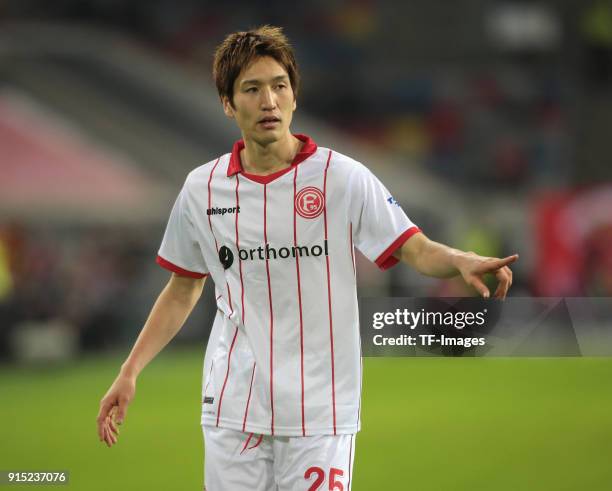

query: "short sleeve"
left=157, top=185, right=209, bottom=278
left=349, top=164, right=421, bottom=271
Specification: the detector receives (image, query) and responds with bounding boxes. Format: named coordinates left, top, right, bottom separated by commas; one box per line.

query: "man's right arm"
left=97, top=273, right=206, bottom=447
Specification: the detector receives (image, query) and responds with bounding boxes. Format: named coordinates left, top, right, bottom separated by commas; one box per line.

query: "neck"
left=241, top=132, right=301, bottom=175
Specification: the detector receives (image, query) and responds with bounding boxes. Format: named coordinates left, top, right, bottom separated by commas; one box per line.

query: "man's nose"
left=260, top=87, right=276, bottom=108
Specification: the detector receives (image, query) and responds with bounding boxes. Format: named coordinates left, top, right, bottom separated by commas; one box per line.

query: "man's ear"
left=222, top=97, right=235, bottom=119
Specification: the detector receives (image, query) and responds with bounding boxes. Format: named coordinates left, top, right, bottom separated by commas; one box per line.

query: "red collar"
left=227, top=134, right=317, bottom=177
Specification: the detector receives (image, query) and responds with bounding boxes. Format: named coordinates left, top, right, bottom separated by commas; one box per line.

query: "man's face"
left=223, top=56, right=297, bottom=145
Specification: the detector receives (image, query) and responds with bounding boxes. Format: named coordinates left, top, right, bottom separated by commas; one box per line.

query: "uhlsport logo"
left=295, top=186, right=324, bottom=219
left=207, top=206, right=240, bottom=216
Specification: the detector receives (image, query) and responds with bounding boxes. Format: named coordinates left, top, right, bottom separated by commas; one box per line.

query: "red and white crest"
left=295, top=186, right=324, bottom=219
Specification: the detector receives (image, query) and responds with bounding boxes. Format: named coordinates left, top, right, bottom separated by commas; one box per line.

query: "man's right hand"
left=94, top=274, right=205, bottom=447
left=97, top=374, right=136, bottom=447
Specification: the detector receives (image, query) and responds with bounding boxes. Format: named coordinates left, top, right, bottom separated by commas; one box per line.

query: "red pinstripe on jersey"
left=249, top=434, right=263, bottom=450
left=354, top=229, right=363, bottom=430
left=226, top=277, right=233, bottom=312
left=208, top=157, right=234, bottom=315
left=216, top=326, right=239, bottom=426
left=323, top=150, right=337, bottom=435
left=208, top=156, right=238, bottom=428
left=206, top=158, right=221, bottom=251
left=293, top=166, right=307, bottom=436
left=235, top=174, right=245, bottom=324
left=235, top=174, right=255, bottom=433
left=240, top=432, right=253, bottom=455
left=263, top=183, right=275, bottom=435
left=242, top=362, right=256, bottom=432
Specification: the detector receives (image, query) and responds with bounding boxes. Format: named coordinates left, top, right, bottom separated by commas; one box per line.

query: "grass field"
left=1, top=348, right=611, bottom=490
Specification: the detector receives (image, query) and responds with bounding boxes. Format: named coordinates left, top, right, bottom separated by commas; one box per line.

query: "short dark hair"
left=212, top=25, right=300, bottom=108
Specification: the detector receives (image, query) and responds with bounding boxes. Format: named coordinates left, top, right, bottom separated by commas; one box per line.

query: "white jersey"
left=157, top=134, right=420, bottom=436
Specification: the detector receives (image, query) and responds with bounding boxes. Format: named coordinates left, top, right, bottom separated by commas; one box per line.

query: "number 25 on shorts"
left=304, top=466, right=345, bottom=491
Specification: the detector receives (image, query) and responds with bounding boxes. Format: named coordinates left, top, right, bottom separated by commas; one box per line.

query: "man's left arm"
left=393, top=232, right=518, bottom=299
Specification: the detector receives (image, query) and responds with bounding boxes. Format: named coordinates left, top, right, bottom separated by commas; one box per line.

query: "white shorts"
left=202, top=425, right=356, bottom=491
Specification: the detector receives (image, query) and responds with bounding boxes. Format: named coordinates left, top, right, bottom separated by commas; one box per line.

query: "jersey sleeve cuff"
left=374, top=226, right=422, bottom=271
left=156, top=255, right=208, bottom=278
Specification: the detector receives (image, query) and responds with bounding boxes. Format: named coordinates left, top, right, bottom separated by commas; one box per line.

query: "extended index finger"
left=487, top=254, right=519, bottom=271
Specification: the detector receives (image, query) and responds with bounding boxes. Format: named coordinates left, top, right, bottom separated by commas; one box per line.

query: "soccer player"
left=97, top=25, right=517, bottom=490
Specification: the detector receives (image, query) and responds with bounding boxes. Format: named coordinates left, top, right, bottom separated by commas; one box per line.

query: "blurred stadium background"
left=1, top=1, right=611, bottom=489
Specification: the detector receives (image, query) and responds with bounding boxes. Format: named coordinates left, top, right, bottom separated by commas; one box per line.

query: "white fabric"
left=203, top=425, right=355, bottom=491
left=159, top=185, right=209, bottom=276
left=348, top=164, right=413, bottom=263
left=158, top=141, right=418, bottom=436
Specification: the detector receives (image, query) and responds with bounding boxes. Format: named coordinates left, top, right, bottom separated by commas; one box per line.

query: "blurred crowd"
left=0, top=223, right=158, bottom=362
left=2, top=1, right=612, bottom=187
left=3, top=0, right=601, bottom=186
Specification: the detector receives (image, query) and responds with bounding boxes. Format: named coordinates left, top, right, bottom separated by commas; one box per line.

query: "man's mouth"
left=258, top=116, right=281, bottom=123
left=258, top=117, right=281, bottom=129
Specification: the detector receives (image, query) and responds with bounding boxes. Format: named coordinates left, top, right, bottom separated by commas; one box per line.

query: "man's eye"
left=246, top=87, right=257, bottom=93
left=276, top=84, right=287, bottom=89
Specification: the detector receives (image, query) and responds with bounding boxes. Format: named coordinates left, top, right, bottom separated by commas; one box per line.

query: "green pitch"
left=1, top=349, right=611, bottom=490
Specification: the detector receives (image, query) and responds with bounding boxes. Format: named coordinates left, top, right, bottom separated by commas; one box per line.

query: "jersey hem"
left=374, top=226, right=422, bottom=270
left=156, top=254, right=208, bottom=278
left=201, top=415, right=361, bottom=436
